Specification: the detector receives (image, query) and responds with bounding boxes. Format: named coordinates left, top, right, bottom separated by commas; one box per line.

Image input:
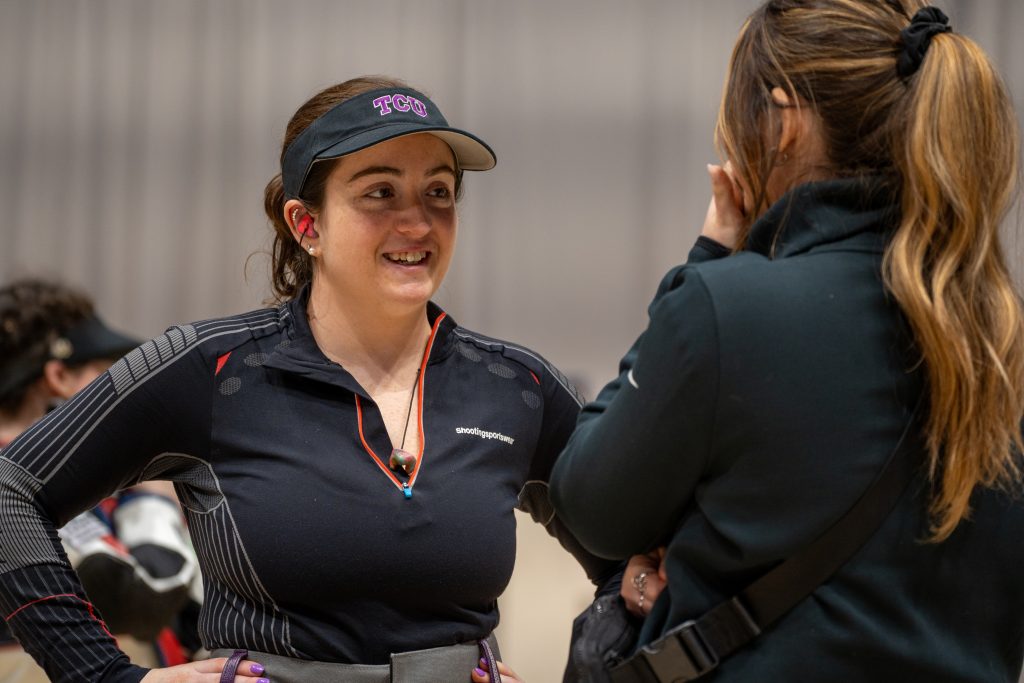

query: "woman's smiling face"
left=314, top=133, right=459, bottom=314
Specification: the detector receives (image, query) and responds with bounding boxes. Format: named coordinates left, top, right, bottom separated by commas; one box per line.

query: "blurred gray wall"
left=1, top=2, right=1022, bottom=681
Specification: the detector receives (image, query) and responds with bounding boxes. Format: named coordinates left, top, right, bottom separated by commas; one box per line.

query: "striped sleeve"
left=0, top=324, right=213, bottom=681
left=1, top=565, right=146, bottom=682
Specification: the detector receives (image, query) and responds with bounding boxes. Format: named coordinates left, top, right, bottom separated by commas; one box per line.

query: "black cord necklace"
left=388, top=368, right=420, bottom=475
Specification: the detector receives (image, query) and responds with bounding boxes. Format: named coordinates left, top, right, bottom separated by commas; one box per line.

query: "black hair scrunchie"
left=897, top=6, right=952, bottom=79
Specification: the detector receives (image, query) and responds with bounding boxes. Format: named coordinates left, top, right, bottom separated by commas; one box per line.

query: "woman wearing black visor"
left=0, top=77, right=617, bottom=682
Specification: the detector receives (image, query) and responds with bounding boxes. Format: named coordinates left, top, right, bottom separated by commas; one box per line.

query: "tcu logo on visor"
left=372, top=93, right=428, bottom=118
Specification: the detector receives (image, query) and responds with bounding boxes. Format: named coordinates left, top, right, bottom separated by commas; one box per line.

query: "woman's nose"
left=394, top=200, right=433, bottom=235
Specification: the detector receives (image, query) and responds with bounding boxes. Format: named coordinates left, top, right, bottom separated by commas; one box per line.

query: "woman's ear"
left=770, top=87, right=801, bottom=160
left=41, top=360, right=76, bottom=400
left=283, top=199, right=319, bottom=245
left=43, top=359, right=111, bottom=400
left=770, top=86, right=830, bottom=180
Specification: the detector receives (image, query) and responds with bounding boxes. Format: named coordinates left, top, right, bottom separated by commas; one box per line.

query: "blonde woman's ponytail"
left=885, top=29, right=1024, bottom=540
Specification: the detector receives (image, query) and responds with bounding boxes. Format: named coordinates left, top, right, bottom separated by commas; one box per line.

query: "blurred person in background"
left=0, top=76, right=618, bottom=682
left=552, top=0, right=1024, bottom=681
left=0, top=278, right=201, bottom=681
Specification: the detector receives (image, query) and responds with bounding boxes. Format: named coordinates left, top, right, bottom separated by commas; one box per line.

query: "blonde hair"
left=717, top=0, right=1024, bottom=540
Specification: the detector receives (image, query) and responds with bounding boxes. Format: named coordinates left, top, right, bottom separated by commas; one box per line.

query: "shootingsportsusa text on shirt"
left=455, top=427, right=514, bottom=445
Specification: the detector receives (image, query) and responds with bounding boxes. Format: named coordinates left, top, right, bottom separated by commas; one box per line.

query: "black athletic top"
left=551, top=178, right=1024, bottom=682
left=0, top=287, right=614, bottom=682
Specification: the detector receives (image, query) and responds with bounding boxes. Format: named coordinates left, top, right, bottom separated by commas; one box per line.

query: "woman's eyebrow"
left=426, top=164, right=457, bottom=178
left=347, top=164, right=455, bottom=183
left=348, top=166, right=401, bottom=183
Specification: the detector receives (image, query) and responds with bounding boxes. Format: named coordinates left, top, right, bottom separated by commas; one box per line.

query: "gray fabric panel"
left=137, top=453, right=298, bottom=657
left=137, top=453, right=224, bottom=514
left=0, top=458, right=60, bottom=573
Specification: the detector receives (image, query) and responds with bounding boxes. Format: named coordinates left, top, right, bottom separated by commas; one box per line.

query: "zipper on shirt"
left=353, top=313, right=447, bottom=499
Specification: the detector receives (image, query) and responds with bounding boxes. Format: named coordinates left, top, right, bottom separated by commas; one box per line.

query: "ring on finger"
left=632, top=571, right=648, bottom=594
left=632, top=571, right=649, bottom=612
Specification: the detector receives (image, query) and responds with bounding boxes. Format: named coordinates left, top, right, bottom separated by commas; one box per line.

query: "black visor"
left=58, top=316, right=141, bottom=366
left=0, top=315, right=140, bottom=403
left=281, top=87, right=496, bottom=199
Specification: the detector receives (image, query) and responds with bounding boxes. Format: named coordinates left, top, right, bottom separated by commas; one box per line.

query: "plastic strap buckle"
left=635, top=619, right=719, bottom=683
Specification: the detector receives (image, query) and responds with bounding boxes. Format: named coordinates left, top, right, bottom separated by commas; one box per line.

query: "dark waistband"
left=211, top=635, right=500, bottom=683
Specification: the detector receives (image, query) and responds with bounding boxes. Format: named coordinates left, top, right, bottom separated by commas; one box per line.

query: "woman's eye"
left=428, top=186, right=452, bottom=199
left=366, top=187, right=394, bottom=199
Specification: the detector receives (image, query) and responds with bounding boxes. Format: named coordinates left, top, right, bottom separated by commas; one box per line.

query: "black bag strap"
left=611, top=406, right=923, bottom=683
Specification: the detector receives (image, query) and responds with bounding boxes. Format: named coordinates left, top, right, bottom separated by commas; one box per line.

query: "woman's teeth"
left=385, top=251, right=427, bottom=264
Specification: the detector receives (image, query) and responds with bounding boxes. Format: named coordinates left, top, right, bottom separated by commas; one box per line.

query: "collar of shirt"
left=262, top=285, right=458, bottom=398
left=745, top=175, right=900, bottom=259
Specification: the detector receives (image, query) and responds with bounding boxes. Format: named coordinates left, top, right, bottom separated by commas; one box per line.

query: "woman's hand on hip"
left=140, top=657, right=268, bottom=682
left=472, top=657, right=524, bottom=682
left=623, top=547, right=667, bottom=618
left=702, top=161, right=747, bottom=250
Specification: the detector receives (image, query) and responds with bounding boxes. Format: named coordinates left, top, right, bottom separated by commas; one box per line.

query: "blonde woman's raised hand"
left=702, top=161, right=747, bottom=250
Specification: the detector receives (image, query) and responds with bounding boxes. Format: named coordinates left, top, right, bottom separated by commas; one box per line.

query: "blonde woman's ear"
left=771, top=87, right=801, bottom=158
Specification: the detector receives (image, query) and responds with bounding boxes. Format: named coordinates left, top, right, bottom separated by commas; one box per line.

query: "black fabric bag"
left=563, top=570, right=641, bottom=683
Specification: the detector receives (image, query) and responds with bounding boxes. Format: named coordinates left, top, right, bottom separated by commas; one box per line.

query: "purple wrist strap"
left=219, top=649, right=249, bottom=683
left=478, top=639, right=501, bottom=683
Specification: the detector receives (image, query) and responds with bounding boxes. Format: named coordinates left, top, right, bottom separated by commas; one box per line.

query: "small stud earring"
left=308, top=246, right=315, bottom=254
left=291, top=208, right=301, bottom=225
